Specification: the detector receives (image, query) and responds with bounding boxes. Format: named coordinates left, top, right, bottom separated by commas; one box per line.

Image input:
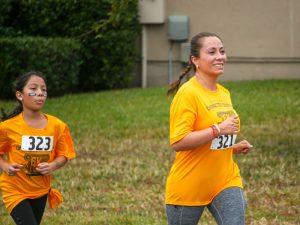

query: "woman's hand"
left=218, top=115, right=240, bottom=135
left=233, top=140, right=253, bottom=154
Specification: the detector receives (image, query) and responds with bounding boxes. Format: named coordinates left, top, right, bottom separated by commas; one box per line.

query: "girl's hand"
left=6, top=163, right=23, bottom=176
left=36, top=162, right=56, bottom=176
left=218, top=115, right=240, bottom=135
left=233, top=140, right=253, bottom=154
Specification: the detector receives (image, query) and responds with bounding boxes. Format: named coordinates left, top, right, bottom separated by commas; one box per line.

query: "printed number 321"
left=210, top=134, right=236, bottom=150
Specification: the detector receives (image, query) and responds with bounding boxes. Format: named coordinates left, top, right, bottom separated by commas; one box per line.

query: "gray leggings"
left=166, top=187, right=247, bottom=225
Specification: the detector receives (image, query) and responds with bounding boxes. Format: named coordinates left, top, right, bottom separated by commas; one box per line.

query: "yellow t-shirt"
left=165, top=76, right=242, bottom=206
left=0, top=113, right=76, bottom=213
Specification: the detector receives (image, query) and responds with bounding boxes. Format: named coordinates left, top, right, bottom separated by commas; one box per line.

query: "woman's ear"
left=16, top=91, right=23, bottom=101
left=190, top=56, right=198, bottom=68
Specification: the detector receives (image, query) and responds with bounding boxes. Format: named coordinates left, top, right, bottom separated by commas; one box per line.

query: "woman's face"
left=16, top=75, right=47, bottom=112
left=193, top=36, right=227, bottom=77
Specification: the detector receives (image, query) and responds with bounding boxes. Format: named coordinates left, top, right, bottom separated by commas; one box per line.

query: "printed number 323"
left=21, top=136, right=54, bottom=151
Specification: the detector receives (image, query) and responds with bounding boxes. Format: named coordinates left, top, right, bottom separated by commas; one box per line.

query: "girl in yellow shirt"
left=0, top=71, right=76, bottom=225
left=165, top=32, right=253, bottom=225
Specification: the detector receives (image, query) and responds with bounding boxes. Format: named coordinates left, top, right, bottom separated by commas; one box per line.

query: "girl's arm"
left=36, top=156, right=67, bottom=176
left=0, top=155, right=23, bottom=175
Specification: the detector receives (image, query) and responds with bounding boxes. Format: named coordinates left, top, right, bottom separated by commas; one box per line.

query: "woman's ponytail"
left=167, top=63, right=192, bottom=96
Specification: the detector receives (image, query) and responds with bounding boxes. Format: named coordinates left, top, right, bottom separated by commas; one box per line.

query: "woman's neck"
left=195, top=72, right=218, bottom=91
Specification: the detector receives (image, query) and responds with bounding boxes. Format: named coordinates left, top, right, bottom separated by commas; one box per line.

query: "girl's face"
left=193, top=36, right=227, bottom=77
left=16, top=75, right=47, bottom=112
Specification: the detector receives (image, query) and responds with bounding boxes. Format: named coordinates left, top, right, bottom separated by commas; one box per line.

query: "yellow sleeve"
left=170, top=90, right=197, bottom=145
left=0, top=122, right=9, bottom=154
left=55, top=124, right=76, bottom=160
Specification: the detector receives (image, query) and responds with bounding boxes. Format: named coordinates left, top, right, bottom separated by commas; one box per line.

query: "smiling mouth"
left=213, top=64, right=224, bottom=68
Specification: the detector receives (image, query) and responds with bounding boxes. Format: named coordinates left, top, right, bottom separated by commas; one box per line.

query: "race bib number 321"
left=21, top=135, right=54, bottom=151
left=210, top=134, right=237, bottom=150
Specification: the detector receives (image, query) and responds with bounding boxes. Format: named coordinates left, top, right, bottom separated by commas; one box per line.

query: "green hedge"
left=0, top=0, right=140, bottom=93
left=0, top=37, right=82, bottom=99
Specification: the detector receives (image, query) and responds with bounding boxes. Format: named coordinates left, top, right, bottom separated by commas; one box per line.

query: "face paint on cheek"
left=27, top=91, right=47, bottom=97
left=28, top=91, right=37, bottom=96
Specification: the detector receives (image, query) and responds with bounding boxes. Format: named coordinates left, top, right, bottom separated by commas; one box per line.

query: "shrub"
left=0, top=36, right=82, bottom=99
left=0, top=0, right=140, bottom=92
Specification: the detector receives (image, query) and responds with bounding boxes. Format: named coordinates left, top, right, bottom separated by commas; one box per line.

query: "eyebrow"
left=27, top=83, right=46, bottom=87
left=205, top=46, right=225, bottom=51
left=206, top=45, right=224, bottom=49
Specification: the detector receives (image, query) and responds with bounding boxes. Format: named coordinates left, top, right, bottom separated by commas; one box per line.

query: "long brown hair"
left=167, top=32, right=221, bottom=96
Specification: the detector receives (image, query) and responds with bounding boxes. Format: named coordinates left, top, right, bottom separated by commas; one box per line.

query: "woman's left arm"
left=233, top=140, right=253, bottom=154
left=36, top=156, right=67, bottom=176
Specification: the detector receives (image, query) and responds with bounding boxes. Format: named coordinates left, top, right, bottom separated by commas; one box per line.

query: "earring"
left=196, top=65, right=199, bottom=69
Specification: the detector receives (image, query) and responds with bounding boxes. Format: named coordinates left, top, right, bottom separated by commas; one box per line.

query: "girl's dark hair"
left=1, top=71, right=46, bottom=121
left=167, top=32, right=222, bottom=96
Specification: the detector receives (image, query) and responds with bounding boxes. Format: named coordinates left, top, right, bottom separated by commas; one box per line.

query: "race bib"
left=21, top=135, right=54, bottom=151
left=210, top=134, right=237, bottom=150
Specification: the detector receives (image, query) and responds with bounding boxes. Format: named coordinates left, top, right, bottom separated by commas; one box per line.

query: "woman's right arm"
left=172, top=115, right=240, bottom=151
left=171, top=127, right=214, bottom=151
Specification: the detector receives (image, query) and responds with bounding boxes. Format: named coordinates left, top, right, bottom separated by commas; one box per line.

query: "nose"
left=216, top=52, right=226, bottom=60
left=37, top=89, right=43, bottom=96
left=37, top=89, right=47, bottom=97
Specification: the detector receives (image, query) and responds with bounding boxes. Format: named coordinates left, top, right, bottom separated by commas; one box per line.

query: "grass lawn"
left=0, top=79, right=299, bottom=225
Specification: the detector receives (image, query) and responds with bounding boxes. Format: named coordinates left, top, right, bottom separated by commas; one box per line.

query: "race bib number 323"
left=21, top=135, right=54, bottom=151
left=210, top=134, right=237, bottom=150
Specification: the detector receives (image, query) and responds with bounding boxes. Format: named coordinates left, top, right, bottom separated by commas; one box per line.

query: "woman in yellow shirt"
left=165, top=32, right=253, bottom=225
left=0, top=71, right=76, bottom=225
